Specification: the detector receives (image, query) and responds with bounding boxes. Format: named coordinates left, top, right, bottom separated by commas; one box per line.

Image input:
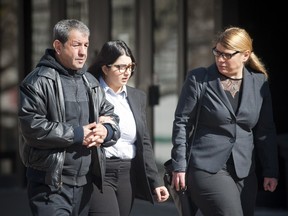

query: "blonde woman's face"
left=214, top=43, right=249, bottom=78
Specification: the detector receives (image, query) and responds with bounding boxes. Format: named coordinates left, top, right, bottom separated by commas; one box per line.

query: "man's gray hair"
left=53, top=19, right=90, bottom=44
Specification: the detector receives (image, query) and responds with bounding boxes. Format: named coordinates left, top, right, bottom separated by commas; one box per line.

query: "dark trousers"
left=187, top=166, right=258, bottom=216
left=89, top=158, right=135, bottom=216
left=27, top=181, right=92, bottom=216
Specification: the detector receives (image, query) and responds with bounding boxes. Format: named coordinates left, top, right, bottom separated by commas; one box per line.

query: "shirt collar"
left=99, top=76, right=127, bottom=98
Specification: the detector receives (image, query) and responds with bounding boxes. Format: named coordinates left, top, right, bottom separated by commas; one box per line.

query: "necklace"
left=219, top=73, right=243, bottom=98
left=221, top=79, right=242, bottom=98
left=219, top=72, right=243, bottom=81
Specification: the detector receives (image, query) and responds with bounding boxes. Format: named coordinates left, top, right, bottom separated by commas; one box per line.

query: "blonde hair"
left=213, top=27, right=268, bottom=78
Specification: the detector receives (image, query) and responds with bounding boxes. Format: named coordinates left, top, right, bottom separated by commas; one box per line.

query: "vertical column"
left=135, top=0, right=154, bottom=146
left=88, top=0, right=111, bottom=64
left=177, top=0, right=187, bottom=93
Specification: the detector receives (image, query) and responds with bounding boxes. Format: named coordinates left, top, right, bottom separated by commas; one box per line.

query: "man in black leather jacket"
left=18, top=19, right=120, bottom=216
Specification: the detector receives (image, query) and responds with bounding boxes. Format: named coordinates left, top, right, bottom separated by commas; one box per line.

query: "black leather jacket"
left=18, top=65, right=120, bottom=189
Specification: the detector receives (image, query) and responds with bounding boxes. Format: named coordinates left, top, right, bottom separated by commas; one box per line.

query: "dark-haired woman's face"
left=104, top=54, right=133, bottom=93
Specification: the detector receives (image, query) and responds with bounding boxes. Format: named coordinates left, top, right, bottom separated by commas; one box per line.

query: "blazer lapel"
left=126, top=87, right=138, bottom=115
left=126, top=87, right=142, bottom=133
left=236, top=68, right=254, bottom=117
left=208, top=65, right=235, bottom=115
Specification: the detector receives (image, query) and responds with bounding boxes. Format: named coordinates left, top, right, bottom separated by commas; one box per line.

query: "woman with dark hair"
left=88, top=40, right=169, bottom=216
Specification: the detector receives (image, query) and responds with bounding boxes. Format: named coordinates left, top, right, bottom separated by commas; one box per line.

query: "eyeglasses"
left=107, top=62, right=136, bottom=73
left=212, top=47, right=240, bottom=60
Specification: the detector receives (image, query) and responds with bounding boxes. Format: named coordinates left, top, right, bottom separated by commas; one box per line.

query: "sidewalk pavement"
left=1, top=188, right=288, bottom=216
left=131, top=198, right=288, bottom=216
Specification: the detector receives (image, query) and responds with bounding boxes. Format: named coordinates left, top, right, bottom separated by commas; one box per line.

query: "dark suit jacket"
left=172, top=63, right=279, bottom=179
left=126, top=86, right=162, bottom=203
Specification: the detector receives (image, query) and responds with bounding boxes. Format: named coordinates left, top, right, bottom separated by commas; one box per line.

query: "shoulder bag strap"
left=186, top=69, right=208, bottom=164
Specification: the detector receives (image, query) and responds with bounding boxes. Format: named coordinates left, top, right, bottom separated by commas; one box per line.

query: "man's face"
left=55, top=29, right=89, bottom=70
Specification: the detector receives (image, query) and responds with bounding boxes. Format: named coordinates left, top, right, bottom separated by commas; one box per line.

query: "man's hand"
left=82, top=122, right=107, bottom=148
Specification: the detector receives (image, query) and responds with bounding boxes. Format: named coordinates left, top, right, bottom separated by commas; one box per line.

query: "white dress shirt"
left=99, top=77, right=136, bottom=159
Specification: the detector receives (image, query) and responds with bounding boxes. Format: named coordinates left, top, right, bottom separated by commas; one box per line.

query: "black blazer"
left=172, top=63, right=279, bottom=179
left=126, top=86, right=162, bottom=203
